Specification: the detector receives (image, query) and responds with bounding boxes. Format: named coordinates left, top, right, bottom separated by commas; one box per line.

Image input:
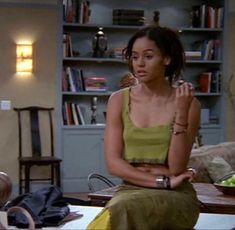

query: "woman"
left=87, top=25, right=201, bottom=230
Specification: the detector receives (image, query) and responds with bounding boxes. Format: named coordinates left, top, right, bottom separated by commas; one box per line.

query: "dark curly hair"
left=123, top=25, right=185, bottom=84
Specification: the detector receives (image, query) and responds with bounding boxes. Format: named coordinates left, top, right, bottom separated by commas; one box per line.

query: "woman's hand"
left=170, top=169, right=196, bottom=189
left=175, top=82, right=194, bottom=116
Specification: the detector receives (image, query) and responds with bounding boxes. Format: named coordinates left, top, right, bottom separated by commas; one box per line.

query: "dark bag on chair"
left=2, top=185, right=70, bottom=228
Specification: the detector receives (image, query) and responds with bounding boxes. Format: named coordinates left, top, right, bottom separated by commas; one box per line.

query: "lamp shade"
left=16, top=44, right=33, bottom=73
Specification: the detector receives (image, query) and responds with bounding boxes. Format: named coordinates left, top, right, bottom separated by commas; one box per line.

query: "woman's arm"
left=168, top=83, right=201, bottom=175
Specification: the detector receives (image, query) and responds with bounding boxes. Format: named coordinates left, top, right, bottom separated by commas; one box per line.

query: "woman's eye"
left=131, top=56, right=138, bottom=60
left=145, top=55, right=153, bottom=59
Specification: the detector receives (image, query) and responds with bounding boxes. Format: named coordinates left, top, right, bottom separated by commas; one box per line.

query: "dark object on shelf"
left=153, top=10, right=160, bottom=26
left=14, top=106, right=62, bottom=194
left=91, top=97, right=98, bottom=124
left=191, top=5, right=201, bottom=28
left=112, top=9, right=144, bottom=26
left=92, top=27, right=107, bottom=58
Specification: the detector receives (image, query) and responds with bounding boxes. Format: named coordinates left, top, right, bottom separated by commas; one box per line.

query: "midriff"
left=131, top=163, right=170, bottom=176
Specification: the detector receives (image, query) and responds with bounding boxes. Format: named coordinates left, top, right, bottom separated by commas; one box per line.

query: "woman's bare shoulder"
left=108, top=88, right=128, bottom=103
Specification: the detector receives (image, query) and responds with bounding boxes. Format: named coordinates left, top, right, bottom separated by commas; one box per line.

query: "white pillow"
left=208, top=157, right=233, bottom=182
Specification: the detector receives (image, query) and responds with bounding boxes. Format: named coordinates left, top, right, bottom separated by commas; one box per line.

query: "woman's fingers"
left=177, top=82, right=194, bottom=95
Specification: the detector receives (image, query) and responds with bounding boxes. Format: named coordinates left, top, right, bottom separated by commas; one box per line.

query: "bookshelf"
left=59, top=0, right=227, bottom=192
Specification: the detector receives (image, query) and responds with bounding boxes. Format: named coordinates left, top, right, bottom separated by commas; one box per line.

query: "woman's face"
left=131, top=36, right=170, bottom=83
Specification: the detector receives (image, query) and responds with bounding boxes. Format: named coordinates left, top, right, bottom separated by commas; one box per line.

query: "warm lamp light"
left=16, top=44, right=33, bottom=73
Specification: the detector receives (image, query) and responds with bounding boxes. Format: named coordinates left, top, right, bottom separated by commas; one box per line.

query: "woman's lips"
left=136, top=71, right=147, bottom=77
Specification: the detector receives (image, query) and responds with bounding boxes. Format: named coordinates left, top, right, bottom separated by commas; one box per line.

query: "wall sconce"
left=16, top=44, right=33, bottom=73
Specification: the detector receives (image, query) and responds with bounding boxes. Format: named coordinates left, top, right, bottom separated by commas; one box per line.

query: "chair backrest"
left=14, top=106, right=54, bottom=158
left=87, top=173, right=116, bottom=192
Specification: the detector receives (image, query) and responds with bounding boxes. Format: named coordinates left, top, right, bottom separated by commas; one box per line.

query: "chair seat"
left=19, top=156, right=62, bottom=165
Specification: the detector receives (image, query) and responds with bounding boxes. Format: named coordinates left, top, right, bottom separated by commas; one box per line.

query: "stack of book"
left=185, top=51, right=202, bottom=60
left=85, top=77, right=108, bottom=92
left=112, top=9, right=144, bottom=26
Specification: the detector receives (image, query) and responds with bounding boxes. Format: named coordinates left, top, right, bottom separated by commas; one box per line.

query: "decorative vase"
left=92, top=27, right=107, bottom=58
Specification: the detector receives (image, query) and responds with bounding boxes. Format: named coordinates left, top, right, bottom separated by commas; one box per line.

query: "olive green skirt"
left=98, top=181, right=200, bottom=230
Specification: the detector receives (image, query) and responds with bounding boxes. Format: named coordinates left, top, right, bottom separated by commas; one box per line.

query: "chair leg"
left=19, top=164, right=23, bottom=195
left=51, top=164, right=54, bottom=184
left=56, top=163, right=61, bottom=188
left=25, top=165, right=30, bottom=193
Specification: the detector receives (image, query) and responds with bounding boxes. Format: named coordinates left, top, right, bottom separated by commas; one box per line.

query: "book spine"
left=71, top=103, right=79, bottom=125
left=65, top=101, right=74, bottom=125
left=76, top=104, right=85, bottom=125
left=66, top=67, right=76, bottom=92
left=199, top=72, right=212, bottom=93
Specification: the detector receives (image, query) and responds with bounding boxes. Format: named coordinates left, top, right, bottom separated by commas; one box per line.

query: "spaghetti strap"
left=122, top=87, right=130, bottom=114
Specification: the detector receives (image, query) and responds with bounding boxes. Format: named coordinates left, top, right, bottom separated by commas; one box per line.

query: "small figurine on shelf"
left=91, top=96, right=98, bottom=124
left=153, top=11, right=160, bottom=26
left=143, top=10, right=160, bottom=26
left=92, top=27, right=107, bottom=58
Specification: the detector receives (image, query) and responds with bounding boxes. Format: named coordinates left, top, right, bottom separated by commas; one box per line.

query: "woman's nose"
left=137, top=57, right=145, bottom=66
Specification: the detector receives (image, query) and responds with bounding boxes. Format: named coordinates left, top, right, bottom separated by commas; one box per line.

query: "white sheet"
left=43, top=205, right=235, bottom=230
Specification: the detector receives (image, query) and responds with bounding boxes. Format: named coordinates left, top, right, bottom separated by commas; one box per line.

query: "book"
left=112, top=9, right=144, bottom=17
left=63, top=33, right=73, bottom=57
left=200, top=4, right=206, bottom=28
left=79, top=69, right=86, bottom=91
left=207, top=6, right=216, bottom=28
left=71, top=68, right=84, bottom=92
left=210, top=70, right=221, bottom=93
left=66, top=67, right=76, bottom=92
left=64, top=101, right=74, bottom=125
left=113, top=19, right=144, bottom=26
left=191, top=5, right=201, bottom=27
left=71, top=103, right=79, bottom=125
left=62, top=103, right=68, bottom=125
left=199, top=72, right=212, bottom=93
left=185, top=51, right=202, bottom=60
left=112, top=9, right=144, bottom=26
left=76, top=104, right=85, bottom=125
left=62, top=69, right=69, bottom=91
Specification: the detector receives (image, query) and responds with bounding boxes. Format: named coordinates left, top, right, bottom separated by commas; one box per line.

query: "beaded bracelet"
left=172, top=129, right=187, bottom=135
left=174, top=121, right=188, bottom=127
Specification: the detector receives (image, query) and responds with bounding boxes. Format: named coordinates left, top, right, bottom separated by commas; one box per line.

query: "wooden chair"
left=14, top=106, right=62, bottom=194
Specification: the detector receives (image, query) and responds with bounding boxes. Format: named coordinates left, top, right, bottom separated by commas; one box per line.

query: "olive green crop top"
left=122, top=87, right=173, bottom=164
